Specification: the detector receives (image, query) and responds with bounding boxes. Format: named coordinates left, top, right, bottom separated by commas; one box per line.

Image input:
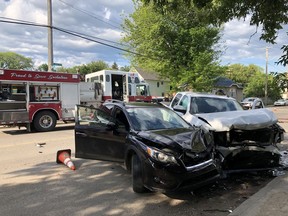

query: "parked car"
left=75, top=101, right=220, bottom=193
left=241, top=97, right=265, bottom=110
left=169, top=92, right=284, bottom=171
left=274, top=99, right=288, bottom=106
left=75, top=98, right=284, bottom=193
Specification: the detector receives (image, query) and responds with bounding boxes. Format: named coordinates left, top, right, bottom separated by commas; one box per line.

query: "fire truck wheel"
left=33, top=111, right=57, bottom=132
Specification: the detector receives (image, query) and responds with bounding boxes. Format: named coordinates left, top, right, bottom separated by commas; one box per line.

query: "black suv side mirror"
left=106, top=122, right=116, bottom=130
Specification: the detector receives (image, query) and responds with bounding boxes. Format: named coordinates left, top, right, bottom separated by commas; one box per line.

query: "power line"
left=0, top=17, right=47, bottom=28
left=0, top=17, right=36, bottom=24
left=56, top=0, right=124, bottom=32
left=55, top=27, right=130, bottom=48
left=54, top=26, right=145, bottom=57
left=0, top=18, right=154, bottom=59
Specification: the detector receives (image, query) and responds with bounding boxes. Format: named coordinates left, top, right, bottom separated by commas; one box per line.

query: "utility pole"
left=47, top=0, right=53, bottom=71
left=265, top=47, right=269, bottom=105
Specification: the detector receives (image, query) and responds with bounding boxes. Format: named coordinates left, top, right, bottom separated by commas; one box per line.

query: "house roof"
left=130, top=67, right=169, bottom=81
left=214, top=76, right=243, bottom=88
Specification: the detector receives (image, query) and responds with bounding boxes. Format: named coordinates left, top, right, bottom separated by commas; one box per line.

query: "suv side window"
left=171, top=93, right=182, bottom=107
left=77, top=105, right=112, bottom=126
left=189, top=97, right=198, bottom=114
left=179, top=95, right=189, bottom=111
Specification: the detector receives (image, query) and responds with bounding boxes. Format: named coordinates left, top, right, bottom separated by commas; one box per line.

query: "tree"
left=111, top=62, right=119, bottom=70
left=122, top=2, right=223, bottom=92
left=120, top=65, right=131, bottom=72
left=0, top=52, right=34, bottom=69
left=56, top=60, right=109, bottom=75
left=271, top=72, right=288, bottom=97
left=244, top=71, right=281, bottom=101
left=225, top=64, right=263, bottom=87
left=142, top=0, right=288, bottom=66
left=37, top=63, right=48, bottom=71
left=86, top=60, right=109, bottom=73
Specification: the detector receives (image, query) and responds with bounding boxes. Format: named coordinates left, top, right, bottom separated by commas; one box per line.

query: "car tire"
left=33, top=111, right=57, bottom=132
left=132, top=154, right=147, bottom=193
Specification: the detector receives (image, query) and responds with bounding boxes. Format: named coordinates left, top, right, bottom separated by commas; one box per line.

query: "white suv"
left=168, top=92, right=284, bottom=172
left=169, top=92, right=278, bottom=132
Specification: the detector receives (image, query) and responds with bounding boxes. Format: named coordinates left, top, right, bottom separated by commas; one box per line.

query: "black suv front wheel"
left=131, top=154, right=147, bottom=193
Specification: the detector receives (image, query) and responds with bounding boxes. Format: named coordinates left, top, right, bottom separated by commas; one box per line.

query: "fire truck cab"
left=85, top=70, right=152, bottom=102
left=0, top=69, right=101, bottom=132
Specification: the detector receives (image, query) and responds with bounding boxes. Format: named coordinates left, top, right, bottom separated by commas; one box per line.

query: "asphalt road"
left=0, top=107, right=287, bottom=216
left=2, top=123, right=212, bottom=216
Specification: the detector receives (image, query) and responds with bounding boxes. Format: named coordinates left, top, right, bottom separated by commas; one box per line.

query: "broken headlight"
left=146, top=147, right=178, bottom=165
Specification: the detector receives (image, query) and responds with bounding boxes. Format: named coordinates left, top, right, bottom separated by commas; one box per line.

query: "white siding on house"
left=148, top=80, right=170, bottom=97
left=130, top=67, right=170, bottom=98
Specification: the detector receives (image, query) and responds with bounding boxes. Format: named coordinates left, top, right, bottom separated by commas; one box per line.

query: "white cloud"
left=3, top=0, right=46, bottom=23
left=223, top=19, right=256, bottom=37
left=220, top=17, right=287, bottom=72
left=104, top=8, right=111, bottom=20
left=0, top=0, right=132, bottom=68
left=98, top=28, right=122, bottom=41
left=0, top=0, right=287, bottom=73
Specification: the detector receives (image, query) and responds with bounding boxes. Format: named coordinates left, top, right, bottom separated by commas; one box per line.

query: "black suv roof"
left=103, top=99, right=163, bottom=109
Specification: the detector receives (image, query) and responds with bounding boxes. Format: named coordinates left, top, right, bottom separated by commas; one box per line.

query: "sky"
left=0, top=0, right=287, bottom=73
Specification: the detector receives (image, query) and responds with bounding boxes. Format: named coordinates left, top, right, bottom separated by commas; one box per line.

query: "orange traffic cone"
left=56, top=149, right=76, bottom=170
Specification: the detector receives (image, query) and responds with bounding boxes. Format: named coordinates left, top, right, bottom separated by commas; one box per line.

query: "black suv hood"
left=135, top=127, right=214, bottom=153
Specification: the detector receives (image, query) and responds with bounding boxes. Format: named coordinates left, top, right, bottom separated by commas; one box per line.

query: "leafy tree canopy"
left=244, top=71, right=281, bottom=101
left=223, top=63, right=282, bottom=101
left=57, top=60, right=109, bottom=74
left=122, top=1, right=223, bottom=92
left=271, top=72, right=288, bottom=93
left=120, top=65, right=131, bottom=72
left=0, top=52, right=34, bottom=70
left=111, top=62, right=119, bottom=70
left=142, top=0, right=288, bottom=66
left=224, top=64, right=263, bottom=87
left=37, top=63, right=48, bottom=71
left=0, top=51, right=129, bottom=76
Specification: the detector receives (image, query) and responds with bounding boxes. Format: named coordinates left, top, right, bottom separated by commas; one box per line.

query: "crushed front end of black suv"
left=128, top=127, right=221, bottom=192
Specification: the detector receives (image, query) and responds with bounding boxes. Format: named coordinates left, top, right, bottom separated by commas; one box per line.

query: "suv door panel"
left=75, top=105, right=125, bottom=162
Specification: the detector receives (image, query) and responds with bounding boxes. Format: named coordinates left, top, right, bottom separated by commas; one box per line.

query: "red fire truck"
left=0, top=69, right=101, bottom=132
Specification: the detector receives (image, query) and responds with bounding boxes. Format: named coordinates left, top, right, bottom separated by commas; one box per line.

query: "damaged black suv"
left=75, top=101, right=220, bottom=193
left=74, top=100, right=284, bottom=193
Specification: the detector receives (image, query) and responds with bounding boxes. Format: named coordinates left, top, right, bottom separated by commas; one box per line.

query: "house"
left=130, top=67, right=171, bottom=101
left=212, top=76, right=243, bottom=102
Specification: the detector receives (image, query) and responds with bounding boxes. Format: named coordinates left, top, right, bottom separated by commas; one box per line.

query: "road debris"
left=203, top=209, right=233, bottom=213
left=36, top=142, right=46, bottom=147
